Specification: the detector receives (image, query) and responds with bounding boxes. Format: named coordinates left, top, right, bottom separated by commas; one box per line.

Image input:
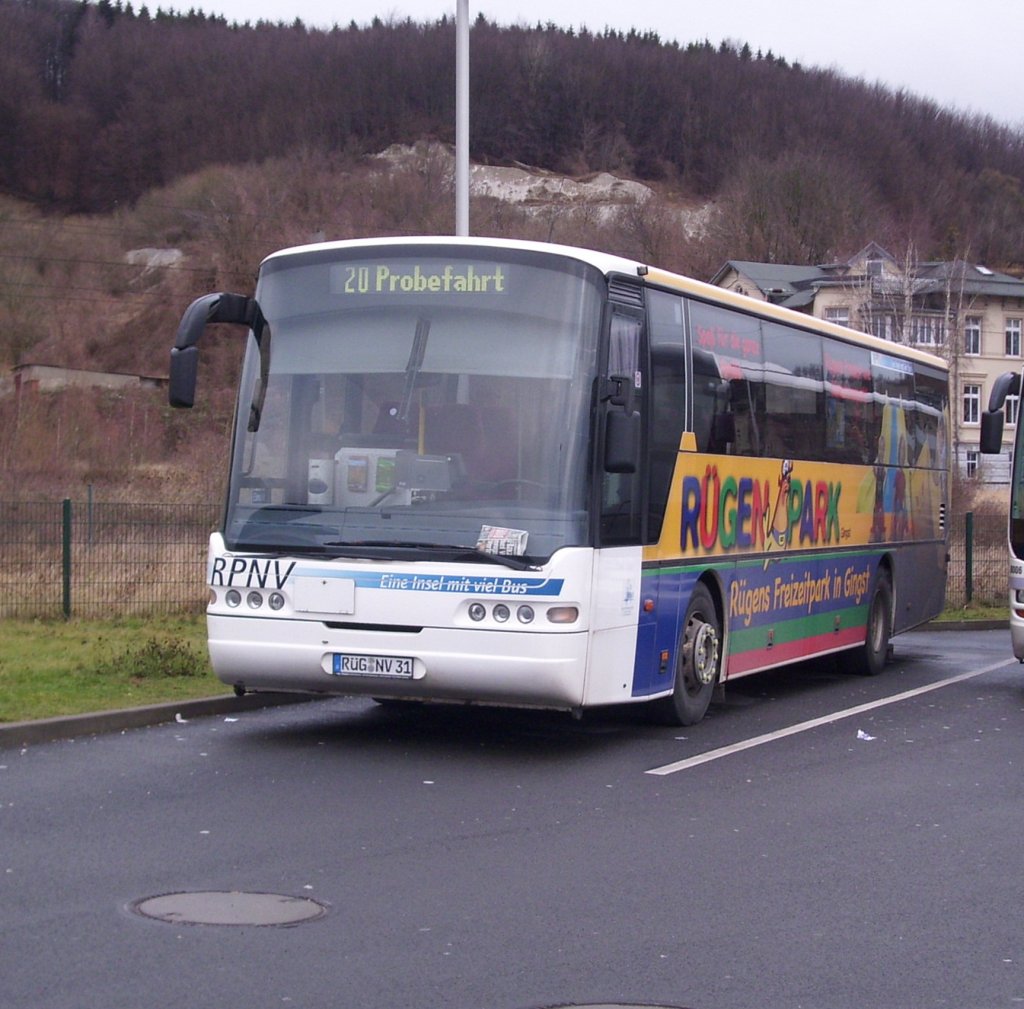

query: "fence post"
left=965, top=510, right=974, bottom=605
left=62, top=498, right=72, bottom=619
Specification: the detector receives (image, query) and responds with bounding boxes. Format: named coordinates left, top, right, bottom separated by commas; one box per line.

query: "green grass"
left=932, top=601, right=1006, bottom=622
left=0, top=615, right=224, bottom=723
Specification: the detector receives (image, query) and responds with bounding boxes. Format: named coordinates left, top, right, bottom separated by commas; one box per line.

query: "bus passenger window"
left=647, top=290, right=687, bottom=540
left=689, top=300, right=764, bottom=457
left=761, top=322, right=825, bottom=461
left=823, top=339, right=874, bottom=464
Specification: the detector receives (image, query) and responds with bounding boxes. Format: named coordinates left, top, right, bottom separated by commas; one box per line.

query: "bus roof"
left=260, top=236, right=948, bottom=373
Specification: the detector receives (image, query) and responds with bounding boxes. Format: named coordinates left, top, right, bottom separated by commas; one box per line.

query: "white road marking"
left=645, top=658, right=1017, bottom=776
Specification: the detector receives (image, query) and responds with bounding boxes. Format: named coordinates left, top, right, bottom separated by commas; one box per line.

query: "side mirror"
left=604, top=410, right=640, bottom=473
left=980, top=411, right=1005, bottom=454
left=168, top=346, right=199, bottom=408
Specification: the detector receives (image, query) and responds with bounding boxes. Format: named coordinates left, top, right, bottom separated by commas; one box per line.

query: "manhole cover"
left=131, top=891, right=328, bottom=927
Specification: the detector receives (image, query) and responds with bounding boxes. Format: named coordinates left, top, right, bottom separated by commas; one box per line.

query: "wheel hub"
left=691, top=621, right=719, bottom=685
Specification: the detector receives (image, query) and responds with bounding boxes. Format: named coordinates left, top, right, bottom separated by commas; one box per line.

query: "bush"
left=90, top=636, right=205, bottom=680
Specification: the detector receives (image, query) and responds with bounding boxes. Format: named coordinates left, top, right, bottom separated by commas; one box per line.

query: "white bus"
left=981, top=372, right=1024, bottom=659
left=170, top=237, right=949, bottom=724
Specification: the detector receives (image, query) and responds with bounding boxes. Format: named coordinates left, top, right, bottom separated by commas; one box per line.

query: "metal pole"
left=965, top=510, right=974, bottom=604
left=455, top=0, right=469, bottom=236
left=62, top=498, right=72, bottom=619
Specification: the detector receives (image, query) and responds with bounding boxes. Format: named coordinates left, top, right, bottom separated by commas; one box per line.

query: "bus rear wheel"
left=654, top=583, right=721, bottom=726
left=840, top=572, right=892, bottom=676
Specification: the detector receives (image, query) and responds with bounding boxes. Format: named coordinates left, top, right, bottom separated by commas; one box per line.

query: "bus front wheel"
left=655, top=583, right=721, bottom=726
left=840, top=572, right=892, bottom=676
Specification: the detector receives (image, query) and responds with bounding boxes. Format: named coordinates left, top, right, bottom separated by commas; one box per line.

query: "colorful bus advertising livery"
left=169, top=237, right=948, bottom=725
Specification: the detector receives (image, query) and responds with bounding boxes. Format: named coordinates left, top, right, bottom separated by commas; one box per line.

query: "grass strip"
left=0, top=615, right=223, bottom=723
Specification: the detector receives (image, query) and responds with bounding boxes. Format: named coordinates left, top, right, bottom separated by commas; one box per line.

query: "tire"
left=652, top=583, right=722, bottom=726
left=840, top=572, right=892, bottom=676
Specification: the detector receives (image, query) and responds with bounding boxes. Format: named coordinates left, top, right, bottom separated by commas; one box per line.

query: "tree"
left=713, top=150, right=877, bottom=264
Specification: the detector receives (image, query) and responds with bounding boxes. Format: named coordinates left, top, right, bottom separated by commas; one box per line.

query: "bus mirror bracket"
left=987, top=371, right=1021, bottom=413
left=169, top=292, right=262, bottom=409
left=604, top=374, right=635, bottom=414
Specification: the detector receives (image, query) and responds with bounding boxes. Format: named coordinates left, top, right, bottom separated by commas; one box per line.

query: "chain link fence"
left=0, top=499, right=1008, bottom=619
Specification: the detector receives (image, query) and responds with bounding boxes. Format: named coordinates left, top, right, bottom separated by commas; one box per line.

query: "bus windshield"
left=1011, top=417, right=1024, bottom=560
left=224, top=247, right=604, bottom=563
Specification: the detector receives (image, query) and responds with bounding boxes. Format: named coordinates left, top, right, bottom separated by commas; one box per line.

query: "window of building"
left=911, top=316, right=943, bottom=346
left=1006, top=318, right=1022, bottom=357
left=965, top=449, right=979, bottom=478
left=963, top=383, right=981, bottom=425
left=1007, top=393, right=1020, bottom=427
left=964, top=316, right=981, bottom=355
left=824, top=307, right=850, bottom=327
left=869, top=314, right=894, bottom=341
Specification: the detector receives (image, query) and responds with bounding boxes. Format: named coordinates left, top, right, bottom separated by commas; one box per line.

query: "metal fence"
left=0, top=500, right=220, bottom=619
left=946, top=507, right=1006, bottom=609
left=0, top=499, right=1008, bottom=619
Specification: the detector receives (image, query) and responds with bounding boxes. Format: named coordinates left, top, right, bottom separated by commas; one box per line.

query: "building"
left=10, top=363, right=167, bottom=396
left=711, top=243, right=1024, bottom=486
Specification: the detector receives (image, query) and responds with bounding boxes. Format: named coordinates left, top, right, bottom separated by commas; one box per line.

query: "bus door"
left=586, top=297, right=647, bottom=705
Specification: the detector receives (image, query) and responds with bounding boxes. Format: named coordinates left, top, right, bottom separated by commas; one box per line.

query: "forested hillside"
left=7, top=0, right=1024, bottom=266
left=5, top=0, right=1024, bottom=500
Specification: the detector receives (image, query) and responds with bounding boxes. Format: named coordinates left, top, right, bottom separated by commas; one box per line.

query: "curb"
left=0, top=623, right=1008, bottom=749
left=0, top=692, right=318, bottom=750
left=925, top=620, right=1006, bottom=632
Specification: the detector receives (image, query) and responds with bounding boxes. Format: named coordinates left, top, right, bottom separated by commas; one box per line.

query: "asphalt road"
left=2, top=627, right=1022, bottom=1009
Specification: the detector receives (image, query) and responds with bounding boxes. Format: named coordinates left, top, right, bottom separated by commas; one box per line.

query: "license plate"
left=331, top=653, right=414, bottom=678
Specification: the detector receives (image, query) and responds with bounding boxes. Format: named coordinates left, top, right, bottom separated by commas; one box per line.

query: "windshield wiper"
left=459, top=549, right=537, bottom=571
left=397, top=317, right=430, bottom=422
left=322, top=541, right=538, bottom=570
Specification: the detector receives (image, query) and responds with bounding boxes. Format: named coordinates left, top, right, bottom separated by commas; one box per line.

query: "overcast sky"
left=181, top=0, right=1024, bottom=128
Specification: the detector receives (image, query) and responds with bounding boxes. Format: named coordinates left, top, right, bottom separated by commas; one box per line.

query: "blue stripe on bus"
left=292, top=566, right=565, bottom=597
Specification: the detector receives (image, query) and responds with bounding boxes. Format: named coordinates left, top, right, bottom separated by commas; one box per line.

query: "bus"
left=169, top=237, right=949, bottom=724
left=980, top=371, right=1024, bottom=659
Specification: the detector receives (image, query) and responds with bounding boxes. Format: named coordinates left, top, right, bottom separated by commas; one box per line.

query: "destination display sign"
left=330, top=260, right=509, bottom=297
